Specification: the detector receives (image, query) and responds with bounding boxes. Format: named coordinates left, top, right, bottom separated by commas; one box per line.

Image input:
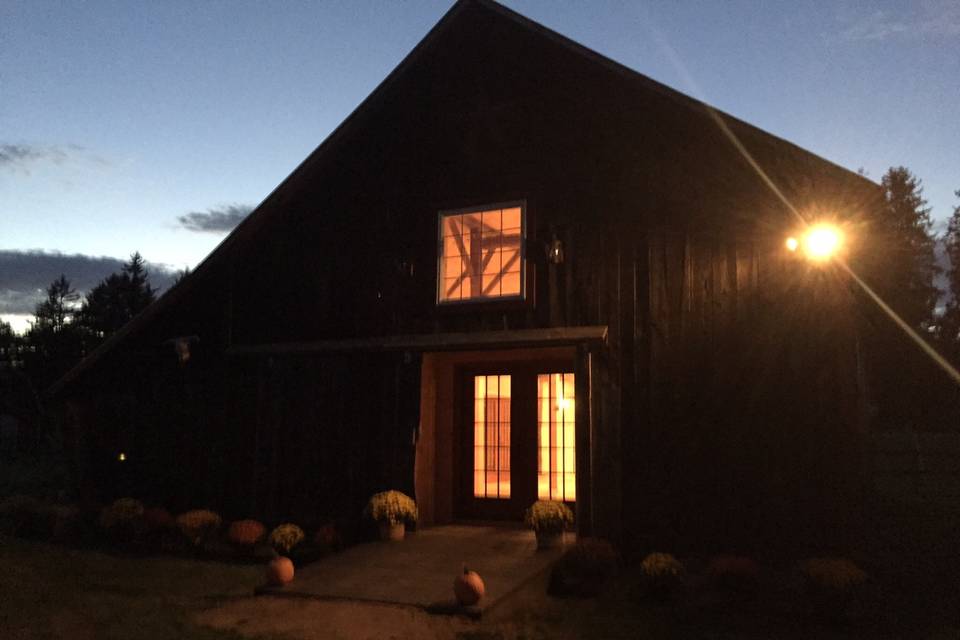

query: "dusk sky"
left=3, top=0, right=958, bottom=332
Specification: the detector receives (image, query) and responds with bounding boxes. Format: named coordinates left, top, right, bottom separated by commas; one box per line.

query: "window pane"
left=482, top=249, right=502, bottom=275
left=438, top=205, right=524, bottom=303
left=473, top=375, right=511, bottom=499
left=500, top=271, right=521, bottom=296
left=502, top=207, right=521, bottom=230
left=537, top=372, right=576, bottom=501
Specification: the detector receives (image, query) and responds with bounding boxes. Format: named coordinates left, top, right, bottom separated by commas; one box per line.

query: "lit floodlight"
left=802, top=224, right=842, bottom=261
left=785, top=237, right=799, bottom=252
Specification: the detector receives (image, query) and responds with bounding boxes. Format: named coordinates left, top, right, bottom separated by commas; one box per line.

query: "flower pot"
left=535, top=529, right=563, bottom=550
left=379, top=521, right=405, bottom=541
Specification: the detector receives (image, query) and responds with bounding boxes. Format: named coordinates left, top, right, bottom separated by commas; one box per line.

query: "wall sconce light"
left=785, top=223, right=844, bottom=262
left=164, top=335, right=199, bottom=366
left=547, top=235, right=564, bottom=265
left=398, top=258, right=415, bottom=277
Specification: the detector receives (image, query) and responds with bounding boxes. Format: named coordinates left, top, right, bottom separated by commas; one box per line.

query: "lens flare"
left=803, top=225, right=842, bottom=261
left=785, top=237, right=799, bottom=252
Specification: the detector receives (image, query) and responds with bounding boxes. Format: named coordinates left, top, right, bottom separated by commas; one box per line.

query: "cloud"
left=0, top=144, right=71, bottom=171
left=842, top=2, right=960, bottom=41
left=177, top=204, right=253, bottom=233
left=841, top=11, right=908, bottom=41
left=0, top=250, right=177, bottom=315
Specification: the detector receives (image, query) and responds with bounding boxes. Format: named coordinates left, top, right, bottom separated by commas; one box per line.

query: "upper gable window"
left=438, top=203, right=525, bottom=303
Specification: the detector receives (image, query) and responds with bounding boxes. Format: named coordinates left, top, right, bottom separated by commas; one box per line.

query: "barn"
left=51, top=0, right=881, bottom=552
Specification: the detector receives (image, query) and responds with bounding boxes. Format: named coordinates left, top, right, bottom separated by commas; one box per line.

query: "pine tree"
left=23, top=275, right=84, bottom=389
left=79, top=252, right=158, bottom=342
left=941, top=190, right=960, bottom=356
left=31, top=275, right=80, bottom=334
left=0, top=319, right=18, bottom=369
left=873, top=167, right=941, bottom=330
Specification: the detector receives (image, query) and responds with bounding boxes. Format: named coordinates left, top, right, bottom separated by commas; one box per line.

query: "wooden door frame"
left=454, top=354, right=575, bottom=521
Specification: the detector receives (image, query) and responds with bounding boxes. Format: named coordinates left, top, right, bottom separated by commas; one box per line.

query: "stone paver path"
left=258, top=524, right=565, bottom=617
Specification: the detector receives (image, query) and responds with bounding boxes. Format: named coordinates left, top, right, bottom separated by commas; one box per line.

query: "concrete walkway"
left=258, top=524, right=565, bottom=617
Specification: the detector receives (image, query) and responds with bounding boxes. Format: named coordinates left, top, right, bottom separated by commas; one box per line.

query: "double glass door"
left=458, top=363, right=575, bottom=520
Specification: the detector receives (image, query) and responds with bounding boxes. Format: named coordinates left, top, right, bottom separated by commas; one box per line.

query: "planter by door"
left=379, top=521, right=405, bottom=541
left=535, top=530, right=563, bottom=550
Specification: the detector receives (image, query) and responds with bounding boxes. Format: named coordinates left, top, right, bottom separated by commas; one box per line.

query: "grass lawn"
left=3, top=533, right=959, bottom=639
left=0, top=535, right=272, bottom=640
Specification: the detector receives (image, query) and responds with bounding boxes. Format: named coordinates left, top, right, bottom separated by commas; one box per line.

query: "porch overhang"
left=226, top=326, right=608, bottom=357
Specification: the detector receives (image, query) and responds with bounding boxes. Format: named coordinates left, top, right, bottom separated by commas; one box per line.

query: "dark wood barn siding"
left=633, top=229, right=868, bottom=552
left=61, top=2, right=879, bottom=541
left=225, top=352, right=420, bottom=525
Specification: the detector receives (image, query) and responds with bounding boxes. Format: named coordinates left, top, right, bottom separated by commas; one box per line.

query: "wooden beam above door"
left=227, top=326, right=608, bottom=358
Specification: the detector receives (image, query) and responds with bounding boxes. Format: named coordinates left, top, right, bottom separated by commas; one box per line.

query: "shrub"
left=99, top=498, right=147, bottom=546
left=640, top=552, right=683, bottom=579
left=524, top=500, right=574, bottom=533
left=800, top=558, right=867, bottom=622
left=315, top=523, right=341, bottom=550
left=549, top=538, right=619, bottom=596
left=0, top=495, right=61, bottom=539
left=800, top=558, right=867, bottom=592
left=176, top=509, right=222, bottom=545
left=269, top=523, right=305, bottom=553
left=142, top=507, right=175, bottom=531
left=639, top=552, right=684, bottom=601
left=707, top=555, right=761, bottom=593
left=228, top=519, right=266, bottom=546
left=364, top=491, right=418, bottom=525
left=49, top=504, right=81, bottom=542
left=99, top=498, right=145, bottom=530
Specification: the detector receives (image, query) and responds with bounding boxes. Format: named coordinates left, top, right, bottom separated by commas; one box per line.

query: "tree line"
left=0, top=252, right=170, bottom=394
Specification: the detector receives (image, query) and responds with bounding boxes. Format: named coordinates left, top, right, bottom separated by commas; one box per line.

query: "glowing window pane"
left=438, top=205, right=524, bottom=302
left=537, top=372, right=576, bottom=502
left=473, top=375, right=511, bottom=499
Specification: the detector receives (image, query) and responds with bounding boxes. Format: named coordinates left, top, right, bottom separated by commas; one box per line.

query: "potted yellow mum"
left=364, top=491, right=417, bottom=541
left=524, top=500, right=574, bottom=549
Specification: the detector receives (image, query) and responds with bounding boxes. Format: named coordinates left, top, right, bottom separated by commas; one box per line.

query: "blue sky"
left=2, top=0, right=958, bottom=332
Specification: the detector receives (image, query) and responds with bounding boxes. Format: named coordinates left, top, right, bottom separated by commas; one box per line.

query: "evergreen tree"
left=872, top=167, right=941, bottom=330
left=858, top=169, right=950, bottom=430
left=0, top=319, right=19, bottom=369
left=23, top=275, right=84, bottom=390
left=31, top=275, right=80, bottom=334
left=173, top=266, right=191, bottom=284
left=79, top=252, right=157, bottom=342
left=941, top=190, right=960, bottom=356
left=122, top=252, right=157, bottom=312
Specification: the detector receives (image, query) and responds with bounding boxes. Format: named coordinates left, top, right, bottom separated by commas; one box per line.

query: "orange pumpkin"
left=267, top=556, right=295, bottom=586
left=453, top=564, right=485, bottom=606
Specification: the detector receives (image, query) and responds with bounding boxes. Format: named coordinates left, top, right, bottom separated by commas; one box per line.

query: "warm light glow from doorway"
left=538, top=373, right=575, bottom=502
left=473, top=375, right=511, bottom=499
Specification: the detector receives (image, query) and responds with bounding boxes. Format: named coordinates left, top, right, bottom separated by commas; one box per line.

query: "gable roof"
left=49, top=0, right=877, bottom=397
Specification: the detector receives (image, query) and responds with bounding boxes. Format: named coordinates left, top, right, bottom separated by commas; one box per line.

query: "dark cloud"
left=0, top=250, right=177, bottom=315
left=177, top=204, right=253, bottom=233
left=0, top=144, right=70, bottom=170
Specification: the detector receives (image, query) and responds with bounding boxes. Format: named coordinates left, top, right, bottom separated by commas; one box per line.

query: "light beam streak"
left=649, top=28, right=960, bottom=387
